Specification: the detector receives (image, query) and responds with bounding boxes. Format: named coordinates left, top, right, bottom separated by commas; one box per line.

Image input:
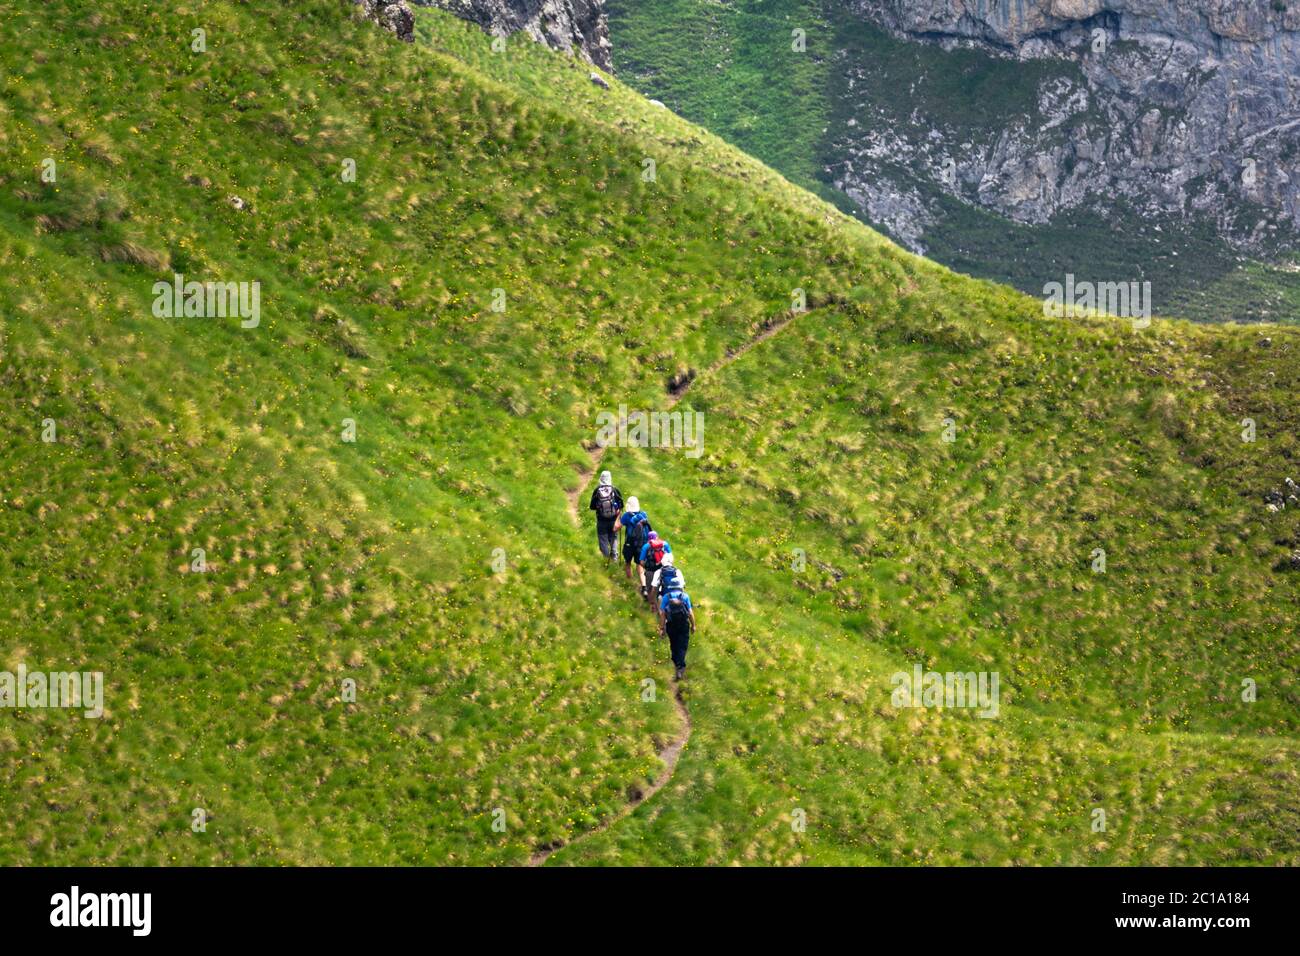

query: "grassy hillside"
left=607, top=0, right=1300, bottom=324
left=0, top=0, right=1295, bottom=865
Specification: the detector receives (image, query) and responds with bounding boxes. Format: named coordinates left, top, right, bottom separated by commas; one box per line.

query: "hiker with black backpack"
left=640, top=531, right=671, bottom=606
left=588, top=470, right=623, bottom=562
left=659, top=578, right=696, bottom=681
left=618, top=496, right=652, bottom=586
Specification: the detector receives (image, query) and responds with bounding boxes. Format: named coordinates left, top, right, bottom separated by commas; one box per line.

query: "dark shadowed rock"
left=416, top=1, right=611, bottom=69
left=356, top=0, right=415, bottom=42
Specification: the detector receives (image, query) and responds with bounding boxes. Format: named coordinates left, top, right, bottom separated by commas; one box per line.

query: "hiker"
left=640, top=531, right=671, bottom=605
left=651, top=553, right=685, bottom=626
left=659, top=585, right=696, bottom=680
left=588, top=470, right=623, bottom=562
left=618, top=496, right=652, bottom=586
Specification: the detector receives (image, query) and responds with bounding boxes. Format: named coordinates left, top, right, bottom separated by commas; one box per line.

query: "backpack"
left=594, top=485, right=619, bottom=520
left=626, top=515, right=650, bottom=551
left=665, top=595, right=690, bottom=624
left=658, top=565, right=682, bottom=596
left=648, top=539, right=666, bottom=566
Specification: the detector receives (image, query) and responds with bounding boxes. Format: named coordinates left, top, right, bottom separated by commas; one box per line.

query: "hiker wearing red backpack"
left=639, top=531, right=671, bottom=606
left=588, top=470, right=623, bottom=563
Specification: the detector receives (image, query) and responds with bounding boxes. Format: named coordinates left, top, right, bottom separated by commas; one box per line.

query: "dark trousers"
left=644, top=562, right=660, bottom=600
left=596, top=519, right=618, bottom=558
left=666, top=618, right=690, bottom=669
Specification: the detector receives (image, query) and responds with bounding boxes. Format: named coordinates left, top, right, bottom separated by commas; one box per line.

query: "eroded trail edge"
left=536, top=303, right=815, bottom=866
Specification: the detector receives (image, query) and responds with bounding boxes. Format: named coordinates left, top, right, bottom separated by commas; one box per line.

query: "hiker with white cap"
left=651, top=552, right=685, bottom=624
left=588, top=470, right=623, bottom=563
left=617, top=495, right=652, bottom=585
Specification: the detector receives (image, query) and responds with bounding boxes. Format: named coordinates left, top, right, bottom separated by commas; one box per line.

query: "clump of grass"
left=97, top=240, right=169, bottom=271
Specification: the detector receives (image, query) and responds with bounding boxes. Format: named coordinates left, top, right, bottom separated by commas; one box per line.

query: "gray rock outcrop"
left=417, top=1, right=611, bottom=69
left=355, top=0, right=416, bottom=42
left=835, top=0, right=1300, bottom=250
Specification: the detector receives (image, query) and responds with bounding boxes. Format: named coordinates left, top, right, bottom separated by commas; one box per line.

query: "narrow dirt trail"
left=536, top=304, right=812, bottom=866
left=563, top=305, right=807, bottom=523
left=528, top=685, right=690, bottom=866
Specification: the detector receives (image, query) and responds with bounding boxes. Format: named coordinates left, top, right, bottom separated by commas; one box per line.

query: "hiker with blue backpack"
left=588, top=470, right=623, bottom=563
left=640, top=531, right=671, bottom=606
left=618, top=496, right=652, bottom=587
left=651, top=553, right=684, bottom=620
left=656, top=555, right=696, bottom=680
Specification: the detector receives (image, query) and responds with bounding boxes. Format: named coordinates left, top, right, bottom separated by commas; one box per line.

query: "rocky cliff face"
left=355, top=0, right=415, bottom=42
left=417, top=1, right=611, bottom=69
left=834, top=0, right=1300, bottom=251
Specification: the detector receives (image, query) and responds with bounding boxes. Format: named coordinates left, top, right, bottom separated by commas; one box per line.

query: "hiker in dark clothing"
left=618, top=496, right=651, bottom=585
left=659, top=587, right=696, bottom=680
left=589, top=470, right=623, bottom=562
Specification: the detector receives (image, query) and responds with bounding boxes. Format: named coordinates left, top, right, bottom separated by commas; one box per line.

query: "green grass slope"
left=0, top=0, right=1295, bottom=865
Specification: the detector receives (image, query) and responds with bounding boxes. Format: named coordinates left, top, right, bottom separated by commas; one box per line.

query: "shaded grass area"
left=607, top=0, right=832, bottom=193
